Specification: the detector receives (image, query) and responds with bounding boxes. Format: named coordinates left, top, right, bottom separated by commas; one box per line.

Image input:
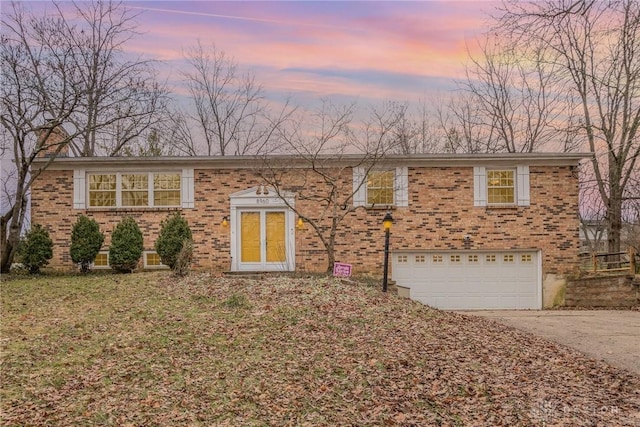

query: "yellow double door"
left=240, top=210, right=287, bottom=266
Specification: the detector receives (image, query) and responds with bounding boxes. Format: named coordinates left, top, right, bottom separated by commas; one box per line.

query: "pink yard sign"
left=333, top=262, right=352, bottom=277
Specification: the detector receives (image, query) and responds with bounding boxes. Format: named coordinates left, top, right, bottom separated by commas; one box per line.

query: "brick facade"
left=30, top=155, right=582, bottom=277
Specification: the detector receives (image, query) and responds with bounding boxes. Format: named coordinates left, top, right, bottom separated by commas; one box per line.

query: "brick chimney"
left=37, top=123, right=69, bottom=158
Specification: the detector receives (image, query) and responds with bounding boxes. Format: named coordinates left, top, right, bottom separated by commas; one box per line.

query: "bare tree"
left=1, top=2, right=86, bottom=272
left=1, top=0, right=164, bottom=271
left=121, top=128, right=177, bottom=157
left=461, top=34, right=579, bottom=153
left=495, top=0, right=640, bottom=253
left=436, top=93, right=502, bottom=154
left=622, top=170, right=640, bottom=252
left=390, top=100, right=442, bottom=154
left=258, top=101, right=403, bottom=273
left=578, top=161, right=608, bottom=253
left=177, top=41, right=293, bottom=156
left=53, top=0, right=168, bottom=156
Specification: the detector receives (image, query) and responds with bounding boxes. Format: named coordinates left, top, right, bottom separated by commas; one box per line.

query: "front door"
left=238, top=210, right=289, bottom=270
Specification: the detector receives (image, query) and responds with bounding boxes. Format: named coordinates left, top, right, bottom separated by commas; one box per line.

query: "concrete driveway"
left=458, top=310, right=640, bottom=376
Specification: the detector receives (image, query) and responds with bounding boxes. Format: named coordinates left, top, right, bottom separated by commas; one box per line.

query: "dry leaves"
left=1, top=272, right=638, bottom=426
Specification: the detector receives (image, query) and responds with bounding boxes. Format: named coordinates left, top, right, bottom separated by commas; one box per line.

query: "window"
left=503, top=254, right=515, bottom=263
left=468, top=255, right=479, bottom=263
left=415, top=255, right=426, bottom=263
left=86, top=172, right=183, bottom=208
left=89, top=174, right=116, bottom=207
left=92, top=252, right=110, bottom=269
left=486, top=254, right=496, bottom=263
left=144, top=251, right=168, bottom=269
left=487, top=170, right=515, bottom=205
left=397, top=255, right=408, bottom=263
left=450, top=255, right=461, bottom=263
left=433, top=255, right=443, bottom=263
left=122, top=174, right=149, bottom=207
left=353, top=166, right=408, bottom=207
left=474, top=166, right=529, bottom=207
left=154, top=173, right=181, bottom=206
left=367, top=170, right=395, bottom=205
left=521, top=254, right=532, bottom=263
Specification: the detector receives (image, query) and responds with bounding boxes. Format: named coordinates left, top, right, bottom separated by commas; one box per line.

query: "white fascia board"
left=33, top=152, right=592, bottom=171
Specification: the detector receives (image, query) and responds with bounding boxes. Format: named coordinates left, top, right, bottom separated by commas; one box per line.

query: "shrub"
left=18, top=224, right=53, bottom=274
left=155, top=212, right=193, bottom=270
left=109, top=217, right=143, bottom=273
left=173, top=239, right=194, bottom=277
left=70, top=215, right=105, bottom=273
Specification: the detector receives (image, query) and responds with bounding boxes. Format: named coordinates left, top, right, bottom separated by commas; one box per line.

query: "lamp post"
left=382, top=211, right=394, bottom=292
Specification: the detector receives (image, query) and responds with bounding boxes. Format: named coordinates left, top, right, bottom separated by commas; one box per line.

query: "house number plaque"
left=256, top=198, right=285, bottom=205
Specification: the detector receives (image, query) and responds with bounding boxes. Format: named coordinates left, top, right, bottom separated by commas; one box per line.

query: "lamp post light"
left=382, top=211, right=394, bottom=292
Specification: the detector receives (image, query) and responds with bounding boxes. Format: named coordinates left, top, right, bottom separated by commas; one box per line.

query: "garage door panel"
left=393, top=250, right=540, bottom=310
left=412, top=293, right=536, bottom=310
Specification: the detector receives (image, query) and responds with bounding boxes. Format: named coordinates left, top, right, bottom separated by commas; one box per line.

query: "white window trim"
left=353, top=166, right=408, bottom=207
left=143, top=251, right=169, bottom=269
left=78, top=169, right=194, bottom=209
left=474, top=165, right=529, bottom=207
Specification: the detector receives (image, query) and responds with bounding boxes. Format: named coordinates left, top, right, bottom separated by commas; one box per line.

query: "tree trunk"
left=0, top=217, right=12, bottom=273
left=323, top=215, right=340, bottom=274
left=1, top=215, right=20, bottom=274
left=325, top=246, right=335, bottom=275
left=607, top=194, right=623, bottom=254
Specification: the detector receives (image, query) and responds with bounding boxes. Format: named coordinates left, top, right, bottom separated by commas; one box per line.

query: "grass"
left=1, top=272, right=639, bottom=426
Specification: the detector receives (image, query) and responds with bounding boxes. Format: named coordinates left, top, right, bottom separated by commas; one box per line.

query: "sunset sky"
left=21, top=1, right=498, bottom=109
left=133, top=1, right=496, bottom=106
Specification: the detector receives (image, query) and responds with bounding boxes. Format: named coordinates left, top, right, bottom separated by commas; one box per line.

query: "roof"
left=32, top=152, right=592, bottom=171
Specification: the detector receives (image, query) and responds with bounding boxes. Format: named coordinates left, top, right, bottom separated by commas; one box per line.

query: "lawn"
left=1, top=272, right=639, bottom=426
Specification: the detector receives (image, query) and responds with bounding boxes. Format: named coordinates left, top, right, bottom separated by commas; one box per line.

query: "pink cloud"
left=124, top=1, right=495, bottom=104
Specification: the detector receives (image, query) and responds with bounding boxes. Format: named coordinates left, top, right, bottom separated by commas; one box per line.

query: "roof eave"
left=32, top=152, right=593, bottom=171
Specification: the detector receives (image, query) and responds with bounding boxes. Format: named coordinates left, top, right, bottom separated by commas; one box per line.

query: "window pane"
left=146, top=252, right=162, bottom=266
left=154, top=173, right=181, bottom=206
left=122, top=174, right=148, bottom=207
left=88, top=174, right=116, bottom=207
left=93, top=253, right=109, bottom=267
left=266, top=212, right=286, bottom=262
left=367, top=170, right=395, bottom=205
left=241, top=212, right=261, bottom=262
left=487, top=170, right=515, bottom=204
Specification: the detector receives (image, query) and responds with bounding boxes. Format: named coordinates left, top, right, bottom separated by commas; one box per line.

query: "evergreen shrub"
left=18, top=224, right=53, bottom=274
left=109, top=216, right=143, bottom=273
left=70, top=215, right=105, bottom=273
left=155, top=212, right=193, bottom=271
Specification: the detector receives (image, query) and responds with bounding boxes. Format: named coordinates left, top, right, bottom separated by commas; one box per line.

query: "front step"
left=222, top=271, right=296, bottom=279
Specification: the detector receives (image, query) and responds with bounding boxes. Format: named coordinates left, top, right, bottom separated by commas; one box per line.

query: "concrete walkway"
left=458, top=310, right=640, bottom=376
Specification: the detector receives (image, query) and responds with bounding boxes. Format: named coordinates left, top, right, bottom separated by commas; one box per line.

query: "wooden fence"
left=579, top=247, right=638, bottom=275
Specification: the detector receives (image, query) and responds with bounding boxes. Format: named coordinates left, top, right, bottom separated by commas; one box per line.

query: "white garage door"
left=392, top=250, right=541, bottom=310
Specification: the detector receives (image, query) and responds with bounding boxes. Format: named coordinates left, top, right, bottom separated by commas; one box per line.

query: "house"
left=580, top=220, right=639, bottom=255
left=579, top=219, right=608, bottom=254
left=30, top=152, right=587, bottom=310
